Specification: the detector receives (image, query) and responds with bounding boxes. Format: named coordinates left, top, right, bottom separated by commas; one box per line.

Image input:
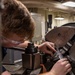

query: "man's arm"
left=18, top=41, right=56, bottom=56
left=39, top=58, right=71, bottom=75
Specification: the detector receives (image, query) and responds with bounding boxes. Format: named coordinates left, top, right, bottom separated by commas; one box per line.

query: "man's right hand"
left=1, top=71, right=11, bottom=75
left=50, top=58, right=72, bottom=75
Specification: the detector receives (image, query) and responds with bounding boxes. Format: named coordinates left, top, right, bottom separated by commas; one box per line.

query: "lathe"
left=3, top=24, right=75, bottom=75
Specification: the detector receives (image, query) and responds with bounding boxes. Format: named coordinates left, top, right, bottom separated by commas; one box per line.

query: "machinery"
left=3, top=43, right=43, bottom=75
left=3, top=24, right=75, bottom=75
left=45, top=25, right=75, bottom=75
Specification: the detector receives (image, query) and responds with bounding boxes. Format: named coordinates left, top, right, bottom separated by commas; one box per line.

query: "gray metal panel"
left=3, top=49, right=14, bottom=64
left=3, top=49, right=22, bottom=64
left=14, top=50, right=22, bottom=63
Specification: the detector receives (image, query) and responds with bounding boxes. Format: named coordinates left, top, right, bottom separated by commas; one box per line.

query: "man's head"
left=1, top=0, right=35, bottom=47
left=2, top=0, right=35, bottom=40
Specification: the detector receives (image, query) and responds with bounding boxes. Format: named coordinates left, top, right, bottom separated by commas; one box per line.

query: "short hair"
left=2, top=0, right=35, bottom=40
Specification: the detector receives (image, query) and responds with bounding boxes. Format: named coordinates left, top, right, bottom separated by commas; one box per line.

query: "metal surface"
left=45, top=26, right=75, bottom=47
left=22, top=53, right=40, bottom=70
left=45, top=26, right=75, bottom=75
left=45, top=26, right=75, bottom=61
left=69, top=43, right=75, bottom=61
left=3, top=64, right=26, bottom=75
left=62, top=23, right=75, bottom=61
left=62, top=22, right=75, bottom=27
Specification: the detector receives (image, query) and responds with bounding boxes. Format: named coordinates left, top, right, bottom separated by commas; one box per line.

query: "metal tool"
left=56, top=46, right=63, bottom=59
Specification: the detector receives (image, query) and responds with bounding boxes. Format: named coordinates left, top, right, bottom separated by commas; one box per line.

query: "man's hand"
left=39, top=58, right=71, bottom=75
left=1, top=71, right=11, bottom=75
left=50, top=58, right=72, bottom=75
left=38, top=42, right=56, bottom=56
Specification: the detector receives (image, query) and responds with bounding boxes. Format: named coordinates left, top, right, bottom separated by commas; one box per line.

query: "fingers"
left=59, top=58, right=72, bottom=74
left=58, top=58, right=71, bottom=66
left=66, top=68, right=72, bottom=74
left=61, top=59, right=69, bottom=65
left=53, top=58, right=72, bottom=75
left=38, top=41, right=56, bottom=56
left=60, top=58, right=67, bottom=61
left=65, top=63, right=71, bottom=69
left=45, top=50, right=53, bottom=56
left=46, top=42, right=56, bottom=52
left=49, top=42, right=55, bottom=48
left=65, top=62, right=72, bottom=74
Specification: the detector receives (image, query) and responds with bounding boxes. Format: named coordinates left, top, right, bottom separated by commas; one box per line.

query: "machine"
left=45, top=25, right=75, bottom=75
left=3, top=24, right=75, bottom=75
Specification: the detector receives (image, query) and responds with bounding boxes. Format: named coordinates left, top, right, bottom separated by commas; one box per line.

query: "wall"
left=29, top=8, right=75, bottom=43
left=37, top=8, right=75, bottom=29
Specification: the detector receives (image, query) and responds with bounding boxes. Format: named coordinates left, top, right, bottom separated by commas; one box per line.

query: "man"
left=1, top=0, right=71, bottom=75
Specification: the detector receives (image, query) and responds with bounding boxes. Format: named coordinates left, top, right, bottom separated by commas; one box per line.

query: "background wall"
left=30, top=8, right=75, bottom=41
